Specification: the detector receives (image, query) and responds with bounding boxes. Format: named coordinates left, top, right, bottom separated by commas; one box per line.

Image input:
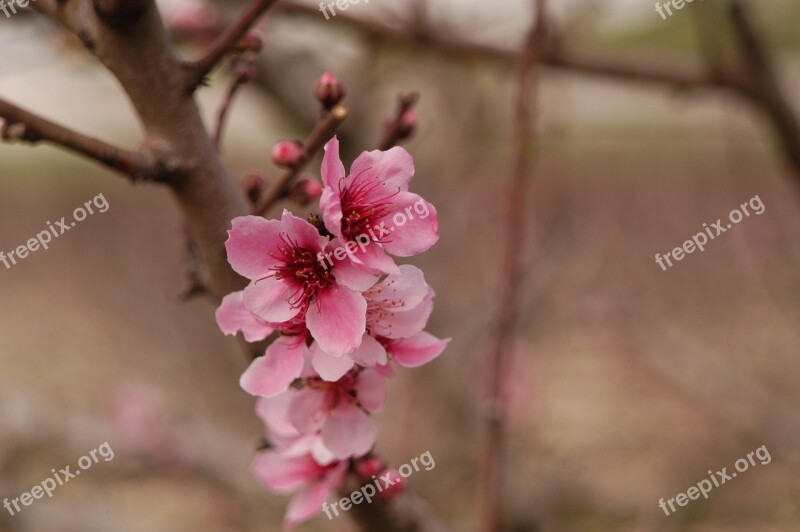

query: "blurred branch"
left=479, top=2, right=546, bottom=531
left=187, top=0, right=278, bottom=91
left=727, top=0, right=800, bottom=179
left=0, top=97, right=167, bottom=182
left=274, top=0, right=746, bottom=91
left=252, top=104, right=349, bottom=215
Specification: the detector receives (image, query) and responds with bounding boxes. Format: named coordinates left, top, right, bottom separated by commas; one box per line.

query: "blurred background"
left=1, top=0, right=800, bottom=530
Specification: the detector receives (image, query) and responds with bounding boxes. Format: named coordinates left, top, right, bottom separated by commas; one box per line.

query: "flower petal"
left=355, top=369, right=387, bottom=413
left=240, top=336, right=305, bottom=398
left=321, top=404, right=376, bottom=459
left=349, top=146, right=415, bottom=192
left=379, top=192, right=439, bottom=257
left=321, top=136, right=346, bottom=189
left=225, top=216, right=283, bottom=279
left=215, top=291, right=274, bottom=342
left=251, top=451, right=317, bottom=494
left=311, top=343, right=355, bottom=382
left=280, top=209, right=328, bottom=251
left=349, top=334, right=388, bottom=368
left=243, top=276, right=300, bottom=324
left=288, top=389, right=328, bottom=434
left=305, top=286, right=367, bottom=354
left=391, top=332, right=450, bottom=368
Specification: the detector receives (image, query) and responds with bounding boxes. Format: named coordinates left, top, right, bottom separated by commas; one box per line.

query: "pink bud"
left=398, top=109, right=417, bottom=139
left=354, top=456, right=384, bottom=479
left=314, top=71, right=346, bottom=109
left=242, top=171, right=265, bottom=204
left=375, top=468, right=405, bottom=501
left=272, top=140, right=308, bottom=168
left=232, top=58, right=257, bottom=82
left=238, top=31, right=263, bottom=53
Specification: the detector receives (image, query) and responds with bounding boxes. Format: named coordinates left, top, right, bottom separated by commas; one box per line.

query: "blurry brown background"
left=1, top=0, right=800, bottom=530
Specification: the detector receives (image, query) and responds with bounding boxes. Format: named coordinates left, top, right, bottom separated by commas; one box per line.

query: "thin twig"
left=479, top=2, right=547, bottom=531
left=213, top=71, right=251, bottom=150
left=0, top=96, right=164, bottom=182
left=252, top=105, right=349, bottom=216
left=377, top=91, right=419, bottom=150
left=187, top=0, right=278, bottom=91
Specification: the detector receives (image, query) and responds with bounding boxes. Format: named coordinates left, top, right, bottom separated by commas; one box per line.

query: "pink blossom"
left=383, top=331, right=450, bottom=368
left=215, top=290, right=273, bottom=342
left=225, top=210, right=370, bottom=354
left=251, top=450, right=347, bottom=530
left=319, top=137, right=439, bottom=275
left=286, top=369, right=386, bottom=459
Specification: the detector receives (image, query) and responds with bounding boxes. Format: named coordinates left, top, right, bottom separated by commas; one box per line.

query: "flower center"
left=339, top=174, right=399, bottom=241
left=266, top=232, right=334, bottom=309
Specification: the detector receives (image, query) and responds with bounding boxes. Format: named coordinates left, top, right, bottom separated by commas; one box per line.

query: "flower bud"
left=232, top=57, right=257, bottom=82
left=375, top=468, right=405, bottom=501
left=397, top=109, right=417, bottom=139
left=272, top=140, right=308, bottom=168
left=314, top=71, right=346, bottom=109
left=242, top=171, right=265, bottom=204
left=237, top=31, right=263, bottom=53
left=354, top=456, right=384, bottom=479
left=288, top=177, right=323, bottom=205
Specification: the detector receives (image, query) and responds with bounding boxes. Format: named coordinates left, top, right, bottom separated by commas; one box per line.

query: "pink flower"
left=225, top=210, right=372, bottom=354
left=252, top=450, right=347, bottom=530
left=384, top=331, right=450, bottom=368
left=307, top=264, right=433, bottom=381
left=287, top=369, right=386, bottom=459
left=319, top=137, right=439, bottom=275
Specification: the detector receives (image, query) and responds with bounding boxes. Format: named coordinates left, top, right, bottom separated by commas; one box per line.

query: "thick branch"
left=479, top=2, right=546, bottom=531
left=252, top=104, right=349, bottom=215
left=0, top=97, right=164, bottom=181
left=187, top=0, right=278, bottom=90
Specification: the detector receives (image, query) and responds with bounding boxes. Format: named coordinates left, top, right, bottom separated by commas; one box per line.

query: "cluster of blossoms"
left=215, top=135, right=448, bottom=529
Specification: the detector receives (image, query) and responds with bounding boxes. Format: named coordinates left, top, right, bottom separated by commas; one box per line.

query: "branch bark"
left=479, top=2, right=546, bottom=531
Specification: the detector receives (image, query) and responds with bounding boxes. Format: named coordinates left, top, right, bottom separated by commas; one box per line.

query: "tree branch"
left=0, top=96, right=166, bottom=182
left=252, top=104, right=349, bottom=216
left=479, top=2, right=546, bottom=531
left=187, top=0, right=278, bottom=91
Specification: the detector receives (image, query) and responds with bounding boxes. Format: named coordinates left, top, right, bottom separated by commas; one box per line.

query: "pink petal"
left=321, top=403, right=376, bottom=459
left=225, top=216, right=283, bottom=279
left=367, top=264, right=428, bottom=309
left=349, top=146, right=415, bottom=192
left=215, top=291, right=274, bottom=342
left=321, top=136, right=346, bottom=189
left=251, top=451, right=317, bottom=494
left=279, top=209, right=328, bottom=251
left=379, top=192, right=439, bottom=257
left=328, top=239, right=379, bottom=291
left=243, top=276, right=300, bottom=324
left=391, top=332, right=450, bottom=368
left=346, top=238, right=400, bottom=276
left=288, top=389, right=328, bottom=434
left=240, top=336, right=305, bottom=398
left=372, top=362, right=396, bottom=378
left=371, top=289, right=433, bottom=339
left=311, top=343, right=355, bottom=382
left=305, top=286, right=367, bottom=354
left=255, top=395, right=299, bottom=445
left=349, top=334, right=388, bottom=367
left=355, top=369, right=387, bottom=413
left=283, top=464, right=345, bottom=530
left=320, top=186, right=345, bottom=240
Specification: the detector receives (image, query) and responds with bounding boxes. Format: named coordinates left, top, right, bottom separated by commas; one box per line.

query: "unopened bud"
left=232, top=57, right=257, bottom=82
left=397, top=109, right=417, bottom=139
left=272, top=140, right=308, bottom=168
left=237, top=31, right=263, bottom=53
left=289, top=177, right=323, bottom=205
left=314, top=71, right=346, bottom=109
left=375, top=468, right=405, bottom=501
left=242, top=171, right=265, bottom=204
left=354, top=456, right=384, bottom=479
